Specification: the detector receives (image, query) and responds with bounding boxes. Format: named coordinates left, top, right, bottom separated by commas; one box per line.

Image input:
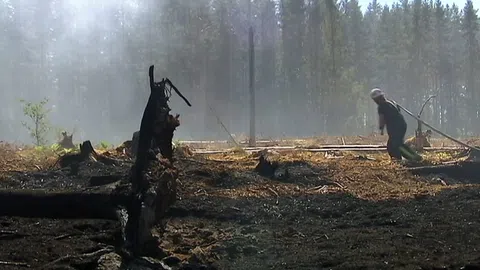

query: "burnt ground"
left=0, top=145, right=480, bottom=269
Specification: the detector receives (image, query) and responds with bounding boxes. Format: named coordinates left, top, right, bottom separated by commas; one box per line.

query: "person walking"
left=370, top=88, right=422, bottom=161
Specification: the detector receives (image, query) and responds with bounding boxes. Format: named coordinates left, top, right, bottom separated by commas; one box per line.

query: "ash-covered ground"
left=0, top=143, right=480, bottom=270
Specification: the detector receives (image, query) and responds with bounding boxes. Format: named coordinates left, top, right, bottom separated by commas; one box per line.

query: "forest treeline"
left=0, top=0, right=479, bottom=141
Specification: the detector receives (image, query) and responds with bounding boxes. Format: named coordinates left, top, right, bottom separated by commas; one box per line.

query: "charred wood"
left=0, top=189, right=130, bottom=220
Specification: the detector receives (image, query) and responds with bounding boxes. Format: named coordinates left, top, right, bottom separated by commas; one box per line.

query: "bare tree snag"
left=125, top=65, right=191, bottom=255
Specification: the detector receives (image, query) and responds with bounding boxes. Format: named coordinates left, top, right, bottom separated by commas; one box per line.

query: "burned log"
left=407, top=161, right=480, bottom=179
left=89, top=175, right=123, bottom=187
left=0, top=188, right=130, bottom=220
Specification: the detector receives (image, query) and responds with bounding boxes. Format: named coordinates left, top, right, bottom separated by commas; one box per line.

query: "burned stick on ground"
left=0, top=261, right=30, bottom=268
left=42, top=246, right=114, bottom=269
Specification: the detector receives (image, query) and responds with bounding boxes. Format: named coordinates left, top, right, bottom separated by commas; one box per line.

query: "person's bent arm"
left=379, top=114, right=386, bottom=134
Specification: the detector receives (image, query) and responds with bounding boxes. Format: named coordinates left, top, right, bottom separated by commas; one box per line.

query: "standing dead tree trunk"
left=125, top=65, right=191, bottom=255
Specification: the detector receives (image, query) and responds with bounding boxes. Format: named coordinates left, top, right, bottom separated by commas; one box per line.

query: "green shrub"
left=20, top=98, right=52, bottom=146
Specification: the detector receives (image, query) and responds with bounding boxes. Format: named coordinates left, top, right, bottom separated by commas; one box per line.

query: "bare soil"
left=0, top=142, right=480, bottom=269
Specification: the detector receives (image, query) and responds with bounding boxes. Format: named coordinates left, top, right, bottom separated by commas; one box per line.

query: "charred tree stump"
left=58, top=131, right=75, bottom=149
left=54, top=140, right=120, bottom=171
left=125, top=65, right=191, bottom=255
left=255, top=151, right=279, bottom=177
left=254, top=150, right=289, bottom=180
left=56, top=140, right=96, bottom=168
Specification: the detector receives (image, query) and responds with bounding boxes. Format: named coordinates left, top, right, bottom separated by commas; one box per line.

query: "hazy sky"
left=359, top=0, right=479, bottom=10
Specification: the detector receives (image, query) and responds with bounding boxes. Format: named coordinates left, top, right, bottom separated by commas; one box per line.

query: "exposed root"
left=41, top=246, right=114, bottom=269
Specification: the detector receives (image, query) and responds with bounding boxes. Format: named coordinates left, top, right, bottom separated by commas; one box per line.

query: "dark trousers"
left=387, top=124, right=408, bottom=160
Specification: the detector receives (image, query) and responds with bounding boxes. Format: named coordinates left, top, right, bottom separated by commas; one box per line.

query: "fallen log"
left=194, top=146, right=464, bottom=155
left=89, top=175, right=123, bottom=187
left=407, top=161, right=480, bottom=179
left=0, top=189, right=130, bottom=220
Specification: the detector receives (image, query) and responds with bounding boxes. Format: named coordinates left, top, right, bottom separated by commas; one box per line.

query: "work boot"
left=399, top=146, right=423, bottom=162
left=390, top=157, right=403, bottom=163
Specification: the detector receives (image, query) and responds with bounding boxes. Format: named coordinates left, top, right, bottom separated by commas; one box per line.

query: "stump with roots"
left=254, top=150, right=289, bottom=180
left=58, top=131, right=76, bottom=149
